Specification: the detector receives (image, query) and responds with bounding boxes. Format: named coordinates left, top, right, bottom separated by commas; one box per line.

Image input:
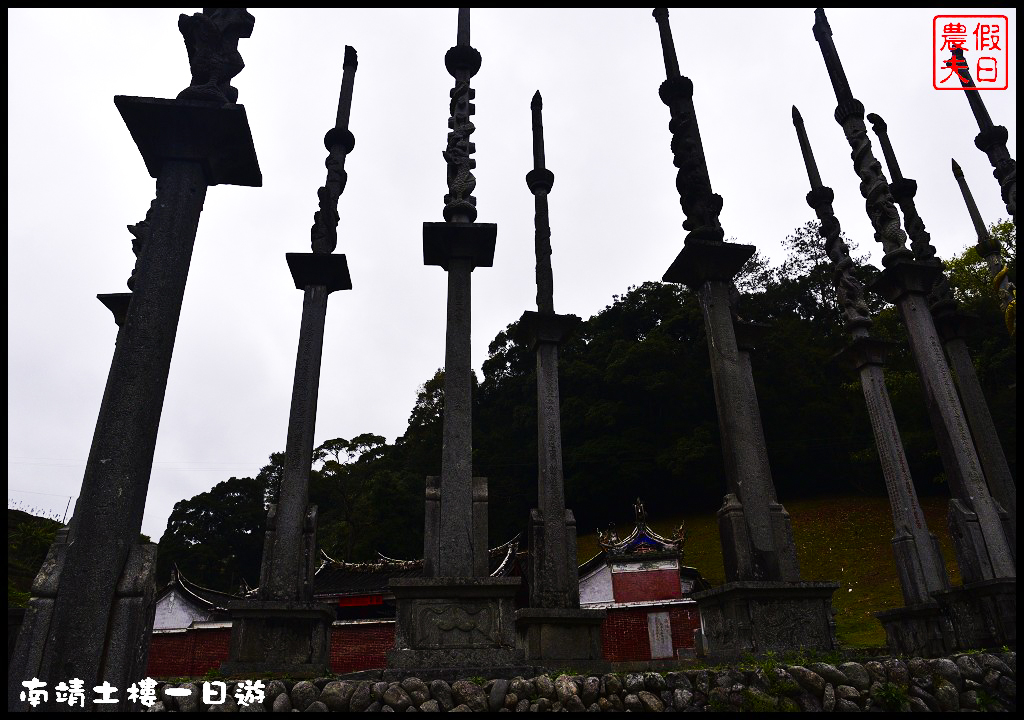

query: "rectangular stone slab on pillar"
left=115, top=96, right=261, bottom=187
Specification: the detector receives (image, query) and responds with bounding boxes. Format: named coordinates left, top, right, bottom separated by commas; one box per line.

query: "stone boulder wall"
left=144, top=652, right=1014, bottom=712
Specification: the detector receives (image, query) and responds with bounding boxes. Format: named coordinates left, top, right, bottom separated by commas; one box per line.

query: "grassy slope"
left=577, top=494, right=960, bottom=648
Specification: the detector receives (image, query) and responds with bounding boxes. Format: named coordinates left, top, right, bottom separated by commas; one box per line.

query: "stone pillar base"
left=7, top=530, right=157, bottom=711
left=221, top=600, right=334, bottom=677
left=693, top=580, right=839, bottom=662
left=515, top=607, right=607, bottom=670
left=388, top=577, right=527, bottom=672
left=932, top=579, right=1016, bottom=651
left=875, top=602, right=954, bottom=657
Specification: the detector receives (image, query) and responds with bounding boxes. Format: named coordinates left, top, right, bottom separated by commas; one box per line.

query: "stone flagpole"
left=222, top=45, right=359, bottom=677
left=952, top=158, right=1016, bottom=337
left=651, top=7, right=837, bottom=661
left=389, top=8, right=527, bottom=676
left=513, top=91, right=605, bottom=668
left=869, top=114, right=1015, bottom=546
left=813, top=7, right=1015, bottom=651
left=8, top=9, right=260, bottom=710
left=793, top=106, right=952, bottom=657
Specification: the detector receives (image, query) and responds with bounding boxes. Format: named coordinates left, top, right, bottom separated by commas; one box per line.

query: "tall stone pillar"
left=869, top=115, right=1015, bottom=547
left=7, top=9, right=260, bottom=710
left=651, top=8, right=837, bottom=662
left=388, top=9, right=526, bottom=678
left=947, top=47, right=1016, bottom=227
left=952, top=159, right=1016, bottom=337
left=813, top=8, right=1015, bottom=651
left=222, top=46, right=360, bottom=678
left=793, top=106, right=953, bottom=657
left=513, top=92, right=605, bottom=669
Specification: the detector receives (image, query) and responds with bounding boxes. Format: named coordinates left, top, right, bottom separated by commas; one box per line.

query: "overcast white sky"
left=8, top=8, right=1017, bottom=541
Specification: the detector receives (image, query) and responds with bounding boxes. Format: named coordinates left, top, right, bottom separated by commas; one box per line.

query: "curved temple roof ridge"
left=315, top=534, right=521, bottom=578
left=160, top=563, right=253, bottom=612
left=595, top=497, right=688, bottom=556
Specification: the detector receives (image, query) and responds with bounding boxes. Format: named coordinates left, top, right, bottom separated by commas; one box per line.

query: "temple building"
left=579, top=500, right=709, bottom=664
left=147, top=502, right=708, bottom=674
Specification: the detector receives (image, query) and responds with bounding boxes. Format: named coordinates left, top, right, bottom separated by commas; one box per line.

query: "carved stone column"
left=813, top=8, right=1015, bottom=651
left=793, top=106, right=952, bottom=656
left=388, top=9, right=527, bottom=677
left=652, top=8, right=837, bottom=661
left=513, top=92, right=605, bottom=669
left=869, top=114, right=1015, bottom=548
left=8, top=9, right=260, bottom=709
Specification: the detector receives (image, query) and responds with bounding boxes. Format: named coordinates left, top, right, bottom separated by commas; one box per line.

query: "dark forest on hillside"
left=153, top=220, right=1017, bottom=593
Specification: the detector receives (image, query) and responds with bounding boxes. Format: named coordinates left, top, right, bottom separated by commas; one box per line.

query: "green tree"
left=314, top=434, right=386, bottom=561
left=156, top=476, right=268, bottom=591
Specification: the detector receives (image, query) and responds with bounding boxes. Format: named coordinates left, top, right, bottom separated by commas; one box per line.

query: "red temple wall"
left=147, top=605, right=700, bottom=676
left=610, top=569, right=682, bottom=603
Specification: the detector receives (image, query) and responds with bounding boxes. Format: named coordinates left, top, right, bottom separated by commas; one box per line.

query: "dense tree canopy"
left=155, top=221, right=1016, bottom=591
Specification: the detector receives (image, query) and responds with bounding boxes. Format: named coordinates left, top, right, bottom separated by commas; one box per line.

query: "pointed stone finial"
left=949, top=47, right=994, bottom=130
left=312, top=45, right=360, bottom=254
left=457, top=7, right=470, bottom=46
left=652, top=8, right=681, bottom=80
left=813, top=7, right=854, bottom=109
left=791, top=105, right=871, bottom=332
left=333, top=46, right=359, bottom=138
left=792, top=106, right=822, bottom=191
left=867, top=112, right=904, bottom=182
left=530, top=90, right=547, bottom=173
left=952, top=158, right=994, bottom=246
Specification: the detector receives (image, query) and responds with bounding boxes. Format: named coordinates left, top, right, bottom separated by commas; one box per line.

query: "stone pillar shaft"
left=892, top=287, right=1013, bottom=579
left=942, top=331, right=1016, bottom=545
left=440, top=256, right=476, bottom=577
left=264, top=284, right=328, bottom=599
left=41, top=159, right=207, bottom=689
left=536, top=343, right=566, bottom=531
left=699, top=280, right=790, bottom=582
left=869, top=116, right=1015, bottom=543
left=858, top=356, right=949, bottom=602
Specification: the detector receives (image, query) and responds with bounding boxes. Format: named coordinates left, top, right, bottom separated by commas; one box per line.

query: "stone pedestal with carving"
left=875, top=603, right=954, bottom=658
left=388, top=578, right=528, bottom=677
left=693, top=581, right=839, bottom=661
left=221, top=600, right=335, bottom=677
left=932, top=579, right=1017, bottom=651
